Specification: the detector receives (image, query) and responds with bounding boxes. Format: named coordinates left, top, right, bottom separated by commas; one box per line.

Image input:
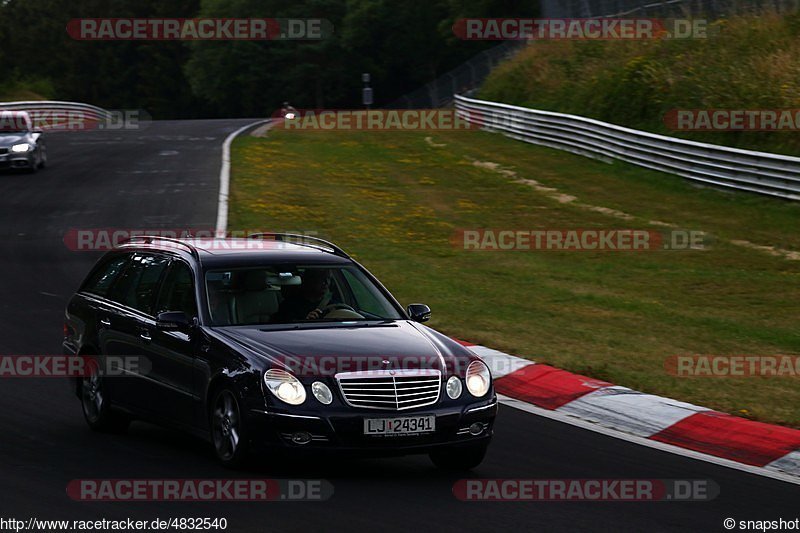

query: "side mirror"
left=407, top=303, right=431, bottom=323
left=156, top=311, right=191, bottom=331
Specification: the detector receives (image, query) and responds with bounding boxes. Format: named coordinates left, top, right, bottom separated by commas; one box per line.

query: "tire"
left=210, top=387, right=250, bottom=468
left=38, top=146, right=47, bottom=169
left=80, top=369, right=130, bottom=433
left=430, top=443, right=488, bottom=471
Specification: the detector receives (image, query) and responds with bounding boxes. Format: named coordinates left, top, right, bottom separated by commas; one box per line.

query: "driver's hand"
left=306, top=308, right=323, bottom=320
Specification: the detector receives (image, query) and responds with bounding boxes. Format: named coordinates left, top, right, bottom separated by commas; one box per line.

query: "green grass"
left=480, top=11, right=800, bottom=155
left=0, top=77, right=51, bottom=102
left=229, top=125, right=800, bottom=427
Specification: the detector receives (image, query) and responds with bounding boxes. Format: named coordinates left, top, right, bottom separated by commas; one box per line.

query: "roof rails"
left=118, top=235, right=200, bottom=260
left=247, top=233, right=350, bottom=258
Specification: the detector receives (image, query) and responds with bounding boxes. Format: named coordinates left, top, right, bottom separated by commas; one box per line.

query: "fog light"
left=311, top=381, right=333, bottom=405
left=446, top=376, right=462, bottom=399
left=469, top=422, right=484, bottom=436
left=291, top=432, right=312, bottom=445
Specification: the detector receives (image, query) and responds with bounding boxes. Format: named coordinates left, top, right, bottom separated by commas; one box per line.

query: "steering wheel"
left=320, top=303, right=358, bottom=317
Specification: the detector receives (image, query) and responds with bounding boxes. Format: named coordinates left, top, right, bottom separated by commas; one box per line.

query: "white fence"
left=0, top=101, right=111, bottom=130
left=455, top=95, right=800, bottom=201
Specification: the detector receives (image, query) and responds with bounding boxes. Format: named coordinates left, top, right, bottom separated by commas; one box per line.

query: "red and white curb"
left=457, top=339, right=800, bottom=484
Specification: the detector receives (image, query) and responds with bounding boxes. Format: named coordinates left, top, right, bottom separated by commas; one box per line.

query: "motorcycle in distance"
left=280, top=101, right=298, bottom=120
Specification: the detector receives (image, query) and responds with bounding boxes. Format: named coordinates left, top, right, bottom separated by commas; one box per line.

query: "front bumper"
left=0, top=151, right=35, bottom=169
left=247, top=396, right=498, bottom=456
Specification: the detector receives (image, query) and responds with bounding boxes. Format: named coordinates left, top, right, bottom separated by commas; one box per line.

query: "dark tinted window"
left=107, top=254, right=169, bottom=314
left=155, top=261, right=197, bottom=319
left=82, top=255, right=130, bottom=297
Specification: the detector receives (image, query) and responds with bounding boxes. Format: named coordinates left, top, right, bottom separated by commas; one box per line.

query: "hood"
left=212, top=321, right=474, bottom=377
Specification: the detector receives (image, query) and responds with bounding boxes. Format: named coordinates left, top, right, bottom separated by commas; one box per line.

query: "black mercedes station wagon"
left=63, top=234, right=497, bottom=469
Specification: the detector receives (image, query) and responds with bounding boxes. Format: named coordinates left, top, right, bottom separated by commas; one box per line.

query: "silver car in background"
left=0, top=111, right=47, bottom=173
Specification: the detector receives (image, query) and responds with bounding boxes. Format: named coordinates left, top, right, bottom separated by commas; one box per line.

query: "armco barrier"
left=455, top=95, right=800, bottom=201
left=0, top=100, right=111, bottom=130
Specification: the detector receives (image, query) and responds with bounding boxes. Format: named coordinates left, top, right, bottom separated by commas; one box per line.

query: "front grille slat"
left=347, top=392, right=395, bottom=398
left=336, top=369, right=441, bottom=410
left=396, top=389, right=440, bottom=399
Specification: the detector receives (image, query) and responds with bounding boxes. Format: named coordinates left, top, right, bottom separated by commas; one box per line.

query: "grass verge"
left=230, top=124, right=800, bottom=427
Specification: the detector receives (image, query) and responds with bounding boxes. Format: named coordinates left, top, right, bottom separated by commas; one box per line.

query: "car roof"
left=116, top=237, right=354, bottom=268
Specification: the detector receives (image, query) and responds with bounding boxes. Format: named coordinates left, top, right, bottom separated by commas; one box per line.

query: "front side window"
left=205, top=265, right=402, bottom=326
left=155, top=261, right=198, bottom=319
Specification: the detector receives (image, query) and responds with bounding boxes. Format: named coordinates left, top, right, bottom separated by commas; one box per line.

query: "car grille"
left=336, top=369, right=441, bottom=410
left=0, top=148, right=8, bottom=155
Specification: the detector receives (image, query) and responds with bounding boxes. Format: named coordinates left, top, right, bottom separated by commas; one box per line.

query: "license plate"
left=363, top=415, right=435, bottom=436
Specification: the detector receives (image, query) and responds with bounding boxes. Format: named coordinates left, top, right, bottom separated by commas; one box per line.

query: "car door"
left=146, top=258, right=201, bottom=427
left=75, top=252, right=132, bottom=404
left=103, top=253, right=170, bottom=414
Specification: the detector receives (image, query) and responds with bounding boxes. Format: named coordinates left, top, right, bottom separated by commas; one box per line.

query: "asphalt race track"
left=0, top=121, right=796, bottom=532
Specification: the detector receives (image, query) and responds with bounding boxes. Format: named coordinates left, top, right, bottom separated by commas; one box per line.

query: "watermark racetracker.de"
left=666, top=355, right=800, bottom=378
left=66, top=18, right=333, bottom=41
left=62, top=228, right=320, bottom=251
left=0, top=109, right=150, bottom=132
left=0, top=355, right=150, bottom=377
left=272, top=109, right=480, bottom=131
left=664, top=109, right=800, bottom=131
left=452, top=18, right=714, bottom=40
left=453, top=478, right=719, bottom=501
left=66, top=479, right=333, bottom=501
left=452, top=229, right=710, bottom=251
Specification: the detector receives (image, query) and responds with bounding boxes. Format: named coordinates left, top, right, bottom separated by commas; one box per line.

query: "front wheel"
left=210, top=387, right=250, bottom=468
left=430, top=443, right=488, bottom=471
left=80, top=372, right=130, bottom=433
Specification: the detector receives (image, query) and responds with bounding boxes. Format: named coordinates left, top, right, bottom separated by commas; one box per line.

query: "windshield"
left=205, top=264, right=403, bottom=326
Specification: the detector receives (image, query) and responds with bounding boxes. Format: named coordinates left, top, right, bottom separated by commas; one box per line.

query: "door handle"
left=99, top=318, right=111, bottom=327
left=139, top=329, right=152, bottom=342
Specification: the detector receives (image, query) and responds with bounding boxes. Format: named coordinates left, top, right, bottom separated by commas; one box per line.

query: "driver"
left=273, top=268, right=334, bottom=321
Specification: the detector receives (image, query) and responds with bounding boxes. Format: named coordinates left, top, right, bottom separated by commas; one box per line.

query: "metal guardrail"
left=455, top=95, right=800, bottom=201
left=0, top=101, right=111, bottom=130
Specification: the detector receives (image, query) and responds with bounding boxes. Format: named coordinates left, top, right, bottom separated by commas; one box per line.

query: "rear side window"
left=107, top=254, right=170, bottom=315
left=82, top=255, right=130, bottom=297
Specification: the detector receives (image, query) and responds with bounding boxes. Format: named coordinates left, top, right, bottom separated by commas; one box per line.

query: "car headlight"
left=285, top=112, right=296, bottom=120
left=11, top=143, right=31, bottom=153
left=311, top=381, right=333, bottom=405
left=264, top=369, right=306, bottom=405
left=446, top=375, right=462, bottom=399
left=465, top=360, right=491, bottom=397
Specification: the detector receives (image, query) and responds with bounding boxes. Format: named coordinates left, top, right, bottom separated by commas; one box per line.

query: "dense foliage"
left=480, top=12, right=800, bottom=154
left=0, top=0, right=535, bottom=117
